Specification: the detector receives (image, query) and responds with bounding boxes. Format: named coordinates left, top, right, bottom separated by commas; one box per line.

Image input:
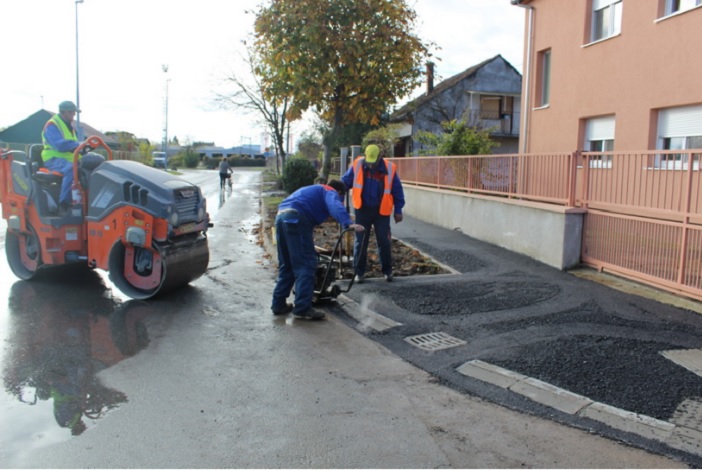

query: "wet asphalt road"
left=333, top=215, right=702, bottom=465
left=0, top=167, right=697, bottom=467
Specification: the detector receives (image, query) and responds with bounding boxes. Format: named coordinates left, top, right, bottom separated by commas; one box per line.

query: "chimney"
left=426, top=62, right=434, bottom=95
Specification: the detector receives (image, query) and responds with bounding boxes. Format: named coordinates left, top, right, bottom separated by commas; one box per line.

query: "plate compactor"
left=0, top=136, right=211, bottom=300
left=312, top=227, right=360, bottom=305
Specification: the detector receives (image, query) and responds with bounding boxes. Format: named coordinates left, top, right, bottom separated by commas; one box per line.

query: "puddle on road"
left=0, top=271, right=152, bottom=462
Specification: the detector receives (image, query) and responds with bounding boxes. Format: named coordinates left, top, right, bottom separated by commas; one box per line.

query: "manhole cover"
left=404, top=332, right=466, bottom=351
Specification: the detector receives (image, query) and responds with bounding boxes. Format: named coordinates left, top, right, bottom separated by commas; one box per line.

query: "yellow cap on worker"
left=365, top=145, right=380, bottom=163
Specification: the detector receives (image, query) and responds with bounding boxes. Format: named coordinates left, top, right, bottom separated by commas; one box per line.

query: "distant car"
left=152, top=151, right=167, bottom=169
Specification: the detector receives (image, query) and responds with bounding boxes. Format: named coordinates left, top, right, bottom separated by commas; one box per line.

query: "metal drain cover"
left=404, top=332, right=467, bottom=351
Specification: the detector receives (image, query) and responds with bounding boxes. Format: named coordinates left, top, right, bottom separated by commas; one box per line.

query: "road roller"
left=0, top=136, right=211, bottom=299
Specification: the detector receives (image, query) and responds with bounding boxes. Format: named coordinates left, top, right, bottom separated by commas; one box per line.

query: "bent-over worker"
left=271, top=180, right=364, bottom=320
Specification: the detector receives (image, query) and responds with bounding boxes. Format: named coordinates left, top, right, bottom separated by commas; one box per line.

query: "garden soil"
left=258, top=200, right=449, bottom=279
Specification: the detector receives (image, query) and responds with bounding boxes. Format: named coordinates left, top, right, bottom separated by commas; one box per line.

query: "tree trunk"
left=275, top=131, right=286, bottom=174
left=320, top=103, right=344, bottom=183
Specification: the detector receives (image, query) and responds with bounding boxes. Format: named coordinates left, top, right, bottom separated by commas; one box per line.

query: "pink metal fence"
left=389, top=153, right=577, bottom=206
left=581, top=210, right=702, bottom=299
left=578, top=150, right=702, bottom=300
left=388, top=150, right=702, bottom=301
left=578, top=150, right=702, bottom=224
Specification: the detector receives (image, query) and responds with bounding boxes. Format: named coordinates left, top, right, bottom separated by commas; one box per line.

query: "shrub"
left=362, top=124, right=402, bottom=158
left=182, top=148, right=200, bottom=168
left=168, top=153, right=184, bottom=168
left=282, top=158, right=318, bottom=194
left=416, top=119, right=498, bottom=156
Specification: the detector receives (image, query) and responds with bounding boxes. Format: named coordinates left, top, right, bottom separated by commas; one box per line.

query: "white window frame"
left=656, top=137, right=702, bottom=170
left=584, top=115, right=615, bottom=168
left=663, top=0, right=702, bottom=17
left=591, top=0, right=623, bottom=43
left=656, top=105, right=702, bottom=170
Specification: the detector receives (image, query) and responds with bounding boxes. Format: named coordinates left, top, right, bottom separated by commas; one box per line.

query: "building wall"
left=519, top=0, right=702, bottom=153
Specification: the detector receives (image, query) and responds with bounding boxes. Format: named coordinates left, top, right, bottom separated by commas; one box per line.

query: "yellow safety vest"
left=351, top=157, right=396, bottom=216
left=41, top=115, right=77, bottom=162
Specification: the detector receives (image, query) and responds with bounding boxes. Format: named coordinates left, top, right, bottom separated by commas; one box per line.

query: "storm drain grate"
left=404, top=332, right=466, bottom=352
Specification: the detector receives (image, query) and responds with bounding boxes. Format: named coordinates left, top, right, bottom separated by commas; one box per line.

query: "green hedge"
left=282, top=158, right=318, bottom=193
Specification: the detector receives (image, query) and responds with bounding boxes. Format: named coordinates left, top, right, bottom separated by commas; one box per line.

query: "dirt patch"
left=258, top=197, right=449, bottom=279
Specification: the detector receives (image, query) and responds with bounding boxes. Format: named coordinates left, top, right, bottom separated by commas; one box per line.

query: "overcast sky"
left=1, top=0, right=525, bottom=150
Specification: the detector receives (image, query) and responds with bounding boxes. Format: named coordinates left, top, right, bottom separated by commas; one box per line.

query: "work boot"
left=272, top=303, right=293, bottom=315
left=292, top=309, right=325, bottom=320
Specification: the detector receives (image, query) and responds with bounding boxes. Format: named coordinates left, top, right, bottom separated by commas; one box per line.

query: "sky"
left=0, top=0, right=525, bottom=150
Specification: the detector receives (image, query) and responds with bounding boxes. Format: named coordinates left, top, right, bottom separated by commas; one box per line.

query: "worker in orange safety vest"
left=341, top=144, right=405, bottom=283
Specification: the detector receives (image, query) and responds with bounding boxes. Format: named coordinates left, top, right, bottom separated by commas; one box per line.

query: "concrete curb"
left=457, top=359, right=702, bottom=457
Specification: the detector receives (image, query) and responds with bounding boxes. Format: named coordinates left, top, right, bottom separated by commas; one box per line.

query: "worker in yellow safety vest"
left=341, top=144, right=405, bottom=283
left=41, top=100, right=81, bottom=210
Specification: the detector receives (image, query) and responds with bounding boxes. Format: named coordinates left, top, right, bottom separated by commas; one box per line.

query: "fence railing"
left=388, top=153, right=577, bottom=206
left=463, top=110, right=521, bottom=136
left=385, top=149, right=702, bottom=300
left=382, top=149, right=702, bottom=222
left=578, top=150, right=702, bottom=224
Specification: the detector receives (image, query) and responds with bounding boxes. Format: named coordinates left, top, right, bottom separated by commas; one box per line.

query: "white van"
left=152, top=151, right=167, bottom=168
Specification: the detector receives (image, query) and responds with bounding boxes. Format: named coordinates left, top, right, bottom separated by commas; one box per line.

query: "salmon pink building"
left=513, top=0, right=702, bottom=155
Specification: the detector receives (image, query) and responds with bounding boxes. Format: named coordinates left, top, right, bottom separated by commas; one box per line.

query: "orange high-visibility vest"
left=351, top=157, right=396, bottom=216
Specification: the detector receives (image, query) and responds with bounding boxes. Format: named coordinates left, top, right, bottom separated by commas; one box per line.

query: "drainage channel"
left=404, top=332, right=467, bottom=352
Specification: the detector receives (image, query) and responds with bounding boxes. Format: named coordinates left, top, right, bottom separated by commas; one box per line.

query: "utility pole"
left=162, top=64, right=169, bottom=158
left=75, top=0, right=84, bottom=140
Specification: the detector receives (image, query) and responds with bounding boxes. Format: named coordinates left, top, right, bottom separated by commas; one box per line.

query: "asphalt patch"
left=487, top=335, right=702, bottom=421
left=485, top=299, right=701, bottom=335
left=387, top=280, right=560, bottom=315
left=401, top=239, right=487, bottom=273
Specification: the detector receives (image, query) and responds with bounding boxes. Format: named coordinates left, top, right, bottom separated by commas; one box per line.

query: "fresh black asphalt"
left=331, top=215, right=702, bottom=466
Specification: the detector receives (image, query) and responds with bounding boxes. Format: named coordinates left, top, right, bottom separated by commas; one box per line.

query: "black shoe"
left=354, top=274, right=364, bottom=284
left=272, top=303, right=294, bottom=315
left=293, top=309, right=325, bottom=320
left=384, top=273, right=393, bottom=282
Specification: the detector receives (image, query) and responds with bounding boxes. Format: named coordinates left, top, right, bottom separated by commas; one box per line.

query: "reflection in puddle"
left=1, top=270, right=152, bottom=456
left=218, top=185, right=233, bottom=208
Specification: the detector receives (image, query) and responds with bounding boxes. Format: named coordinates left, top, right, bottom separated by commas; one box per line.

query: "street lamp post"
left=162, top=65, right=169, bottom=157
left=75, top=0, right=84, bottom=140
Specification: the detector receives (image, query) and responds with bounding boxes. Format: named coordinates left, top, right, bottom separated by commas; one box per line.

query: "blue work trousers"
left=271, top=210, right=317, bottom=315
left=353, top=206, right=392, bottom=276
left=44, top=157, right=74, bottom=205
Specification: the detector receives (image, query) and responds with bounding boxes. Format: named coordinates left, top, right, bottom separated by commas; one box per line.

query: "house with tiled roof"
left=389, top=55, right=522, bottom=156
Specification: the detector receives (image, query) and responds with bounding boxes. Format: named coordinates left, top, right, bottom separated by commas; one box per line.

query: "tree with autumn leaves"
left=253, top=0, right=433, bottom=180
